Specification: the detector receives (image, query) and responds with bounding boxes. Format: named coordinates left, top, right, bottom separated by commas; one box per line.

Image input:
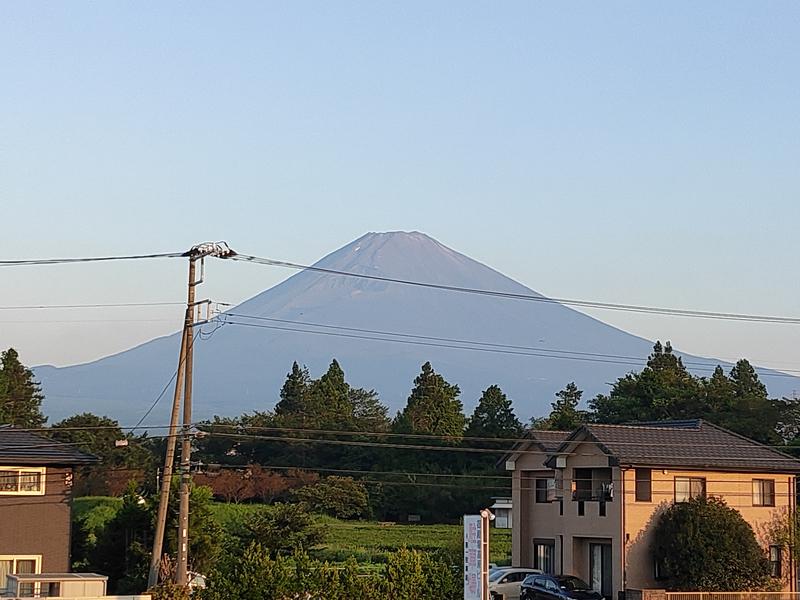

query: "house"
left=490, top=497, right=513, bottom=529
left=505, top=420, right=800, bottom=599
left=0, top=424, right=97, bottom=595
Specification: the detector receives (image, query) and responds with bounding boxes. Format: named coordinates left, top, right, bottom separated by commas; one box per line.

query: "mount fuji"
left=34, top=232, right=798, bottom=425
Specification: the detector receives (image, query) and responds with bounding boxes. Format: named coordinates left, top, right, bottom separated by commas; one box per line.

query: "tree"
left=350, top=387, right=390, bottom=432
left=90, top=486, right=153, bottom=593
left=393, top=362, right=465, bottom=439
left=652, top=496, right=770, bottom=591
left=722, top=359, right=779, bottom=444
left=310, top=359, right=350, bottom=421
left=237, top=503, right=325, bottom=556
left=294, top=476, right=370, bottom=519
left=590, top=341, right=704, bottom=423
left=465, top=385, right=522, bottom=439
left=545, top=382, right=586, bottom=431
left=274, top=362, right=311, bottom=417
left=0, top=348, right=46, bottom=427
left=50, top=413, right=156, bottom=495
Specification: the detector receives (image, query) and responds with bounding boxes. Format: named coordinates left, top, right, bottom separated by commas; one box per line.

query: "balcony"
left=571, top=468, right=613, bottom=502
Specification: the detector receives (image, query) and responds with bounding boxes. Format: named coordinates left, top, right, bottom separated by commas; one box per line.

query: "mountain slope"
left=35, top=232, right=798, bottom=425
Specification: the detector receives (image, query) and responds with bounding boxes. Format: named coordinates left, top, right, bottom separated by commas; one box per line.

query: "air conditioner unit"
left=555, top=456, right=567, bottom=469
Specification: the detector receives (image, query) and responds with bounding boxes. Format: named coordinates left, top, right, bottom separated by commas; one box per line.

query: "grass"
left=209, top=502, right=512, bottom=565
left=75, top=497, right=512, bottom=567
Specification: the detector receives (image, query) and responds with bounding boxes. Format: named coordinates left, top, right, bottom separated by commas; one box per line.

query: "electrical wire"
left=0, top=301, right=185, bottom=311
left=231, top=253, right=800, bottom=325
left=220, top=317, right=799, bottom=378
left=224, top=312, right=800, bottom=375
left=127, top=331, right=201, bottom=433
left=0, top=252, right=185, bottom=266
left=203, top=431, right=800, bottom=463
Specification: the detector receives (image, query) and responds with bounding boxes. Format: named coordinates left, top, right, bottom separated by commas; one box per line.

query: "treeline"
left=3, top=342, right=800, bottom=521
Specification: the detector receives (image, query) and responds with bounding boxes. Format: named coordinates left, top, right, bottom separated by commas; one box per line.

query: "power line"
left=231, top=253, right=800, bottom=325
left=204, top=431, right=800, bottom=463
left=0, top=301, right=185, bottom=311
left=0, top=251, right=185, bottom=267
left=224, top=312, right=800, bottom=375
left=219, top=317, right=799, bottom=379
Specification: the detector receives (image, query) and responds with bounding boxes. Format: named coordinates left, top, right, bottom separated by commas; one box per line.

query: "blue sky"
left=1, top=2, right=798, bottom=380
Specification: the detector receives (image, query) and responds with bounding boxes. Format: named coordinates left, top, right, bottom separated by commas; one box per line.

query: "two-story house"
left=0, top=424, right=96, bottom=595
left=505, top=420, right=800, bottom=599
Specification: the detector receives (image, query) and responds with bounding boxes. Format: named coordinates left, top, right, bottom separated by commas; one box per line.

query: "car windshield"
left=489, top=569, right=509, bottom=582
left=558, top=577, right=591, bottom=591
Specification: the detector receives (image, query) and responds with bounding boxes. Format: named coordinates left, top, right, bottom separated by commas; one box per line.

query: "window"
left=674, top=477, right=705, bottom=502
left=577, top=500, right=585, bottom=516
left=753, top=479, right=776, bottom=507
left=599, top=501, right=606, bottom=517
left=572, top=468, right=612, bottom=501
left=0, top=556, right=41, bottom=594
left=536, top=478, right=555, bottom=503
left=0, top=467, right=45, bottom=495
left=770, top=546, right=782, bottom=578
left=635, top=469, right=652, bottom=502
left=533, top=540, right=555, bottom=574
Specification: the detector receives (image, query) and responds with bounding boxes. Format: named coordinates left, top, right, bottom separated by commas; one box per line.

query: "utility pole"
left=148, top=242, right=234, bottom=589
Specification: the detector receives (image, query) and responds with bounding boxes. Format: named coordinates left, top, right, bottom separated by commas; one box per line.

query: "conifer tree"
left=0, top=348, right=46, bottom=427
left=465, top=385, right=522, bottom=439
left=589, top=341, right=703, bottom=423
left=393, top=362, right=465, bottom=439
left=546, top=382, right=585, bottom=431
left=275, top=361, right=311, bottom=417
left=309, top=359, right=351, bottom=425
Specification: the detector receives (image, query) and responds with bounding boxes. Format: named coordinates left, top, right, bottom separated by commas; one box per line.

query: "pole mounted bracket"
left=185, top=241, right=236, bottom=259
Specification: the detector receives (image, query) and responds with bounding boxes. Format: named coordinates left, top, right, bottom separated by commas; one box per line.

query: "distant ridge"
left=35, top=231, right=800, bottom=425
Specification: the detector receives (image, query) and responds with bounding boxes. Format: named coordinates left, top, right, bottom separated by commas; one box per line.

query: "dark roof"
left=528, top=430, right=572, bottom=453
left=0, top=425, right=98, bottom=466
left=500, top=429, right=571, bottom=467
left=547, top=420, right=800, bottom=473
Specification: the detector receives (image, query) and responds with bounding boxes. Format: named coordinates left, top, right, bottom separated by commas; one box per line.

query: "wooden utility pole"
left=175, top=254, right=199, bottom=585
left=147, top=259, right=193, bottom=589
left=147, top=242, right=234, bottom=590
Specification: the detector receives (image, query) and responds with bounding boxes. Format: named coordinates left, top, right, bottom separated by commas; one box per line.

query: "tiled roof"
left=0, top=425, right=98, bottom=466
left=528, top=430, right=571, bottom=453
left=500, top=429, right=571, bottom=467
left=552, top=420, right=800, bottom=473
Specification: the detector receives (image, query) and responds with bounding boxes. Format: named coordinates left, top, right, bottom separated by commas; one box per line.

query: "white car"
left=489, top=567, right=542, bottom=600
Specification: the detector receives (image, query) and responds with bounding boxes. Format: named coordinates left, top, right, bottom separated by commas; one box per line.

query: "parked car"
left=520, top=574, right=602, bottom=600
left=489, top=567, right=542, bottom=600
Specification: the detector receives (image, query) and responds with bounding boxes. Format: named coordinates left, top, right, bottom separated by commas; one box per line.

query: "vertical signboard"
left=464, top=514, right=482, bottom=600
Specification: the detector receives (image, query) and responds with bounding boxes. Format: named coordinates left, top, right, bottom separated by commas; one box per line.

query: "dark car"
left=520, top=574, right=603, bottom=600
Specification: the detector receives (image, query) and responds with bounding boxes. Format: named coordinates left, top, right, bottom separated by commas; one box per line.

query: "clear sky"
left=1, top=2, right=798, bottom=383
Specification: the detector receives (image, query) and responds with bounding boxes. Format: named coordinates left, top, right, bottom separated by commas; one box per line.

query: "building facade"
left=506, top=420, right=800, bottom=599
left=0, top=425, right=96, bottom=594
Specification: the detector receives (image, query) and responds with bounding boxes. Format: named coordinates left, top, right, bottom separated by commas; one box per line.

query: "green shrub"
left=294, top=476, right=370, bottom=519
left=653, top=496, right=771, bottom=591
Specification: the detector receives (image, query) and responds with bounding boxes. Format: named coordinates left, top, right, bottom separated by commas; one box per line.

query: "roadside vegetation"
left=4, top=342, right=799, bottom=596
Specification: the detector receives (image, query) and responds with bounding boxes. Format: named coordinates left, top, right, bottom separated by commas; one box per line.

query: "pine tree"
left=590, top=341, right=703, bottom=423
left=349, top=387, right=390, bottom=432
left=393, top=362, right=465, bottom=439
left=721, top=359, right=778, bottom=444
left=465, top=385, right=522, bottom=439
left=275, top=362, right=311, bottom=417
left=309, top=359, right=351, bottom=424
left=547, top=382, right=585, bottom=431
left=0, top=348, right=46, bottom=427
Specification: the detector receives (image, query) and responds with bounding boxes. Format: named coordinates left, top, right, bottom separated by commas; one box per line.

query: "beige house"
left=505, top=420, right=800, bottom=599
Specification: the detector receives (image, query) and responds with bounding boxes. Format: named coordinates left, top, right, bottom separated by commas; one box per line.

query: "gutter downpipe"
left=621, top=466, right=628, bottom=600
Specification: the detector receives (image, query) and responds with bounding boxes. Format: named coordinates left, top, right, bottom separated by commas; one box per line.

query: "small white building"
left=4, top=572, right=151, bottom=599
left=490, top=497, right=512, bottom=529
